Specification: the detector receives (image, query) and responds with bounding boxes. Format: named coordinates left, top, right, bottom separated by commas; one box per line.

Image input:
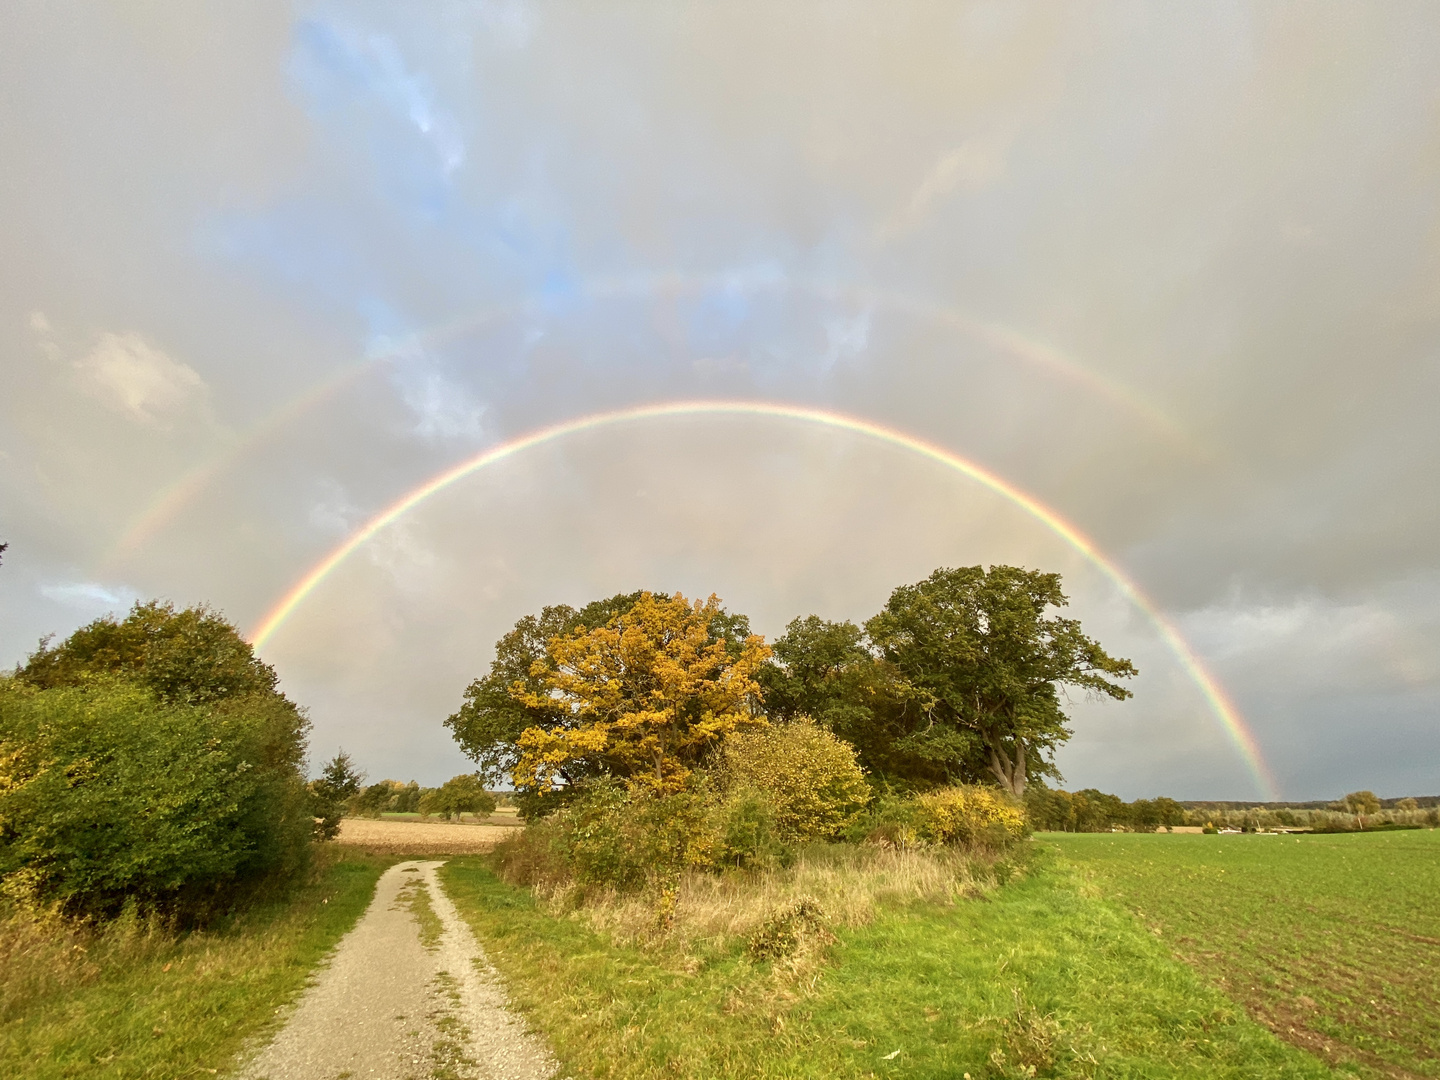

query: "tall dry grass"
left=0, top=900, right=169, bottom=1023
left=548, top=842, right=1014, bottom=957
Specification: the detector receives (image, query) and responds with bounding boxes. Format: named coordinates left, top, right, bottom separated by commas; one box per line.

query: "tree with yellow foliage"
left=512, top=592, right=770, bottom=794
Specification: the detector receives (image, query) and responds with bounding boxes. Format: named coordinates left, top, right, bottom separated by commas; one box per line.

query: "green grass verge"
left=442, top=847, right=1334, bottom=1079
left=1051, top=829, right=1440, bottom=1078
left=0, top=849, right=388, bottom=1079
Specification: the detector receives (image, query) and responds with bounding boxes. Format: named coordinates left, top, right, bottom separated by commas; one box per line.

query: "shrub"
left=912, top=785, right=1027, bottom=849
left=494, top=781, right=715, bottom=895
left=0, top=679, right=311, bottom=919
left=711, top=787, right=788, bottom=869
left=716, top=719, right=870, bottom=843
left=746, top=896, right=829, bottom=959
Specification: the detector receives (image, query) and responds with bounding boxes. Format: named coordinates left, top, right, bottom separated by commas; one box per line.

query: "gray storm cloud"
left=1, top=2, right=1436, bottom=799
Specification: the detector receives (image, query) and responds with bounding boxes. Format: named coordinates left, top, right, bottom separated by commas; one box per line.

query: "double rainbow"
left=247, top=398, right=1278, bottom=800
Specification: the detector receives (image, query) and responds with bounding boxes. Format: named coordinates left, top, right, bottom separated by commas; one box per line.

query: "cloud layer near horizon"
left=2, top=2, right=1437, bottom=799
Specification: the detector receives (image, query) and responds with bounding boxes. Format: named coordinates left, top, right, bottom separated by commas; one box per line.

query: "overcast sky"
left=3, top=2, right=1437, bottom=799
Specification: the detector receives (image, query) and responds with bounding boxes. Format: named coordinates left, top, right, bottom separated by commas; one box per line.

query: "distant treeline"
left=1025, top=783, right=1440, bottom=833
left=325, top=766, right=502, bottom=821
left=1182, top=797, right=1440, bottom=811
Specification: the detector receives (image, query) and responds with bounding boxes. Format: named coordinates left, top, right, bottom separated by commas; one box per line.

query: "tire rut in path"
left=241, top=860, right=556, bottom=1080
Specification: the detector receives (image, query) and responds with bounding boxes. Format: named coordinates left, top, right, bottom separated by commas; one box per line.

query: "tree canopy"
left=449, top=591, right=769, bottom=799
left=2, top=602, right=313, bottom=917
left=444, top=591, right=654, bottom=786
left=18, top=600, right=281, bottom=705
left=512, top=592, right=771, bottom=794
left=864, top=565, right=1136, bottom=796
left=760, top=566, right=1136, bottom=796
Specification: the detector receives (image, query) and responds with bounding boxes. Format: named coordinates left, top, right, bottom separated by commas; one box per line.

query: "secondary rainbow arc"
left=99, top=276, right=1195, bottom=572
left=248, top=398, right=1277, bottom=800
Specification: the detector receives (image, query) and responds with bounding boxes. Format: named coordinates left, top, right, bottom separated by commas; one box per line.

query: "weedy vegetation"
left=0, top=850, right=385, bottom=1079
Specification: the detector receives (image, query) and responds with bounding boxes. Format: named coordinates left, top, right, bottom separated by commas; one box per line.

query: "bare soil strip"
left=338, top=819, right=521, bottom=854
left=241, top=860, right=554, bottom=1080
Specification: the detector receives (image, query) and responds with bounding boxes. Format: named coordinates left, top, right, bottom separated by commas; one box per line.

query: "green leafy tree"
left=392, top=780, right=421, bottom=813
left=418, top=773, right=496, bottom=820
left=865, top=566, right=1136, bottom=797
left=0, top=678, right=312, bottom=918
left=759, top=616, right=935, bottom=785
left=2, top=601, right=313, bottom=916
left=19, top=601, right=280, bottom=705
left=310, top=752, right=364, bottom=840
left=1343, top=789, right=1381, bottom=828
left=353, top=781, right=398, bottom=818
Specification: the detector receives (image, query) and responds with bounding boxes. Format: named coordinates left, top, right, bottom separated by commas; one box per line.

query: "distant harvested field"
left=337, top=817, right=520, bottom=853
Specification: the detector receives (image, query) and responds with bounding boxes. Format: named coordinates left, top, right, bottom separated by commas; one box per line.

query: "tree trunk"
left=986, top=738, right=1027, bottom=798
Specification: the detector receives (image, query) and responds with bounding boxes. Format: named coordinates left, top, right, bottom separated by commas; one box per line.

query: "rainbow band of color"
left=248, top=398, right=1278, bottom=799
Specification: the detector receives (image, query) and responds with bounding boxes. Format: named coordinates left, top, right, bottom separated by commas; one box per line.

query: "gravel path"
left=241, top=860, right=556, bottom=1080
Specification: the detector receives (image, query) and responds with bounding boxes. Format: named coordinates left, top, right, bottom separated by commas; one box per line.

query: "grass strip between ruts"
left=442, top=846, right=1336, bottom=1079
left=0, top=850, right=389, bottom=1079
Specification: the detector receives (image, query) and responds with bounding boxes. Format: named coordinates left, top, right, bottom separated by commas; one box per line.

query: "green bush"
left=711, top=787, right=788, bottom=869
left=0, top=679, right=311, bottom=919
left=495, top=781, right=718, bottom=895
left=715, top=718, right=870, bottom=843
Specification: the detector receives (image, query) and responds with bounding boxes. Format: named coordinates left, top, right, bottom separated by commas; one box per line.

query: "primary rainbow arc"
left=248, top=398, right=1278, bottom=800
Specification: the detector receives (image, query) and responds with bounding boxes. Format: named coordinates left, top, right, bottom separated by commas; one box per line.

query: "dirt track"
left=241, top=860, right=554, bottom=1080
left=337, top=818, right=521, bottom=854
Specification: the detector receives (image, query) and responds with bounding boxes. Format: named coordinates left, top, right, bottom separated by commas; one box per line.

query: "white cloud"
left=876, top=137, right=1011, bottom=242
left=390, top=360, right=486, bottom=441
left=74, top=333, right=209, bottom=426
left=40, top=580, right=137, bottom=611
left=821, top=310, right=871, bottom=370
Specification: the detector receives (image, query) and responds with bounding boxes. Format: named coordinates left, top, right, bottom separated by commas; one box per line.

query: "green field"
left=1051, top=829, right=1440, bottom=1079
left=443, top=847, right=1335, bottom=1079
left=0, top=852, right=387, bottom=1080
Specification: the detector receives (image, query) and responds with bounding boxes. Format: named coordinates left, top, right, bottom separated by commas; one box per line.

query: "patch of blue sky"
left=290, top=17, right=465, bottom=178
left=196, top=201, right=387, bottom=321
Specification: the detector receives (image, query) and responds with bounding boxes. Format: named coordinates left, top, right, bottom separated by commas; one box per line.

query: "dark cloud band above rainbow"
left=247, top=398, right=1278, bottom=799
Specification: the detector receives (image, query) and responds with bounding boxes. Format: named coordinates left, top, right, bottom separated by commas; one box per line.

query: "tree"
left=418, top=773, right=496, bottom=820
left=1343, top=789, right=1381, bottom=827
left=444, top=592, right=653, bottom=786
left=759, top=615, right=936, bottom=785
left=19, top=600, right=280, bottom=705
left=311, top=751, right=364, bottom=840
left=511, top=592, right=771, bottom=794
left=865, top=566, right=1136, bottom=797
left=0, top=541, right=7, bottom=565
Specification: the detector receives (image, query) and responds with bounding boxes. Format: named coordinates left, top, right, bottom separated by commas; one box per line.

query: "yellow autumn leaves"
left=510, top=591, right=772, bottom=794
